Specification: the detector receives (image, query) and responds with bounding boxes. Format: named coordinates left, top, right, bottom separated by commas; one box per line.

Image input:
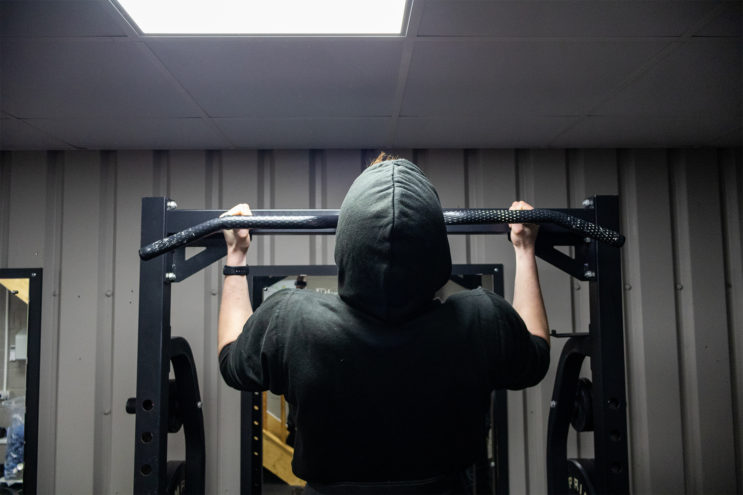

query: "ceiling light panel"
left=113, top=0, right=409, bottom=35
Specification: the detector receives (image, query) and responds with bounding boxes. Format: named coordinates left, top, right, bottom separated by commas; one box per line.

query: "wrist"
left=226, top=250, right=247, bottom=266
left=513, top=245, right=536, bottom=258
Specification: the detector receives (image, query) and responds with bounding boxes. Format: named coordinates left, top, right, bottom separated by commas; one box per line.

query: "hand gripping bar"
left=139, top=208, right=625, bottom=261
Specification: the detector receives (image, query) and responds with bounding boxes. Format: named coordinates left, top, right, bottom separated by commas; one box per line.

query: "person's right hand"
left=221, top=203, right=252, bottom=264
left=509, top=201, right=538, bottom=251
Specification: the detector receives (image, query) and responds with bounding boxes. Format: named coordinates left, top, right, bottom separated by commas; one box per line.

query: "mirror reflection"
left=0, top=279, right=29, bottom=490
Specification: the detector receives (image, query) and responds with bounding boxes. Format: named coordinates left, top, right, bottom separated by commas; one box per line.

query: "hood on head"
left=334, top=159, right=452, bottom=323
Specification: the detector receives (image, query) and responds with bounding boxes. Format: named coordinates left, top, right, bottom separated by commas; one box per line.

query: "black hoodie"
left=220, top=159, right=549, bottom=484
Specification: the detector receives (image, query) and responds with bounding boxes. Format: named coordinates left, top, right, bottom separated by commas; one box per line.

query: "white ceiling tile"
left=0, top=117, right=73, bottom=149
left=693, top=2, right=742, bottom=37
left=394, top=115, right=578, bottom=148
left=401, top=39, right=671, bottom=117
left=25, top=117, right=229, bottom=149
left=712, top=126, right=743, bottom=147
left=1, top=38, right=204, bottom=118
left=418, top=0, right=717, bottom=38
left=214, top=117, right=391, bottom=148
left=1, top=1, right=127, bottom=38
left=146, top=38, right=404, bottom=117
left=595, top=38, right=741, bottom=117
left=552, top=115, right=741, bottom=148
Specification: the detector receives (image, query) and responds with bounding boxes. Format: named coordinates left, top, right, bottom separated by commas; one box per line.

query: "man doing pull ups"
left=217, top=155, right=550, bottom=494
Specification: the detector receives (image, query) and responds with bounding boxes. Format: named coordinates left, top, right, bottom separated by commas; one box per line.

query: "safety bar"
left=139, top=208, right=624, bottom=261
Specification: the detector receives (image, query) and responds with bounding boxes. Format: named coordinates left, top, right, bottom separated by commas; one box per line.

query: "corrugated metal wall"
left=0, top=148, right=740, bottom=495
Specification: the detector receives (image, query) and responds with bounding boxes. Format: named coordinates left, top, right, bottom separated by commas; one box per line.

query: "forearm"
left=217, top=252, right=253, bottom=354
left=512, top=248, right=550, bottom=345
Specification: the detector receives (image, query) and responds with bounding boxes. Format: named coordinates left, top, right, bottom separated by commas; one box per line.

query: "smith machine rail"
left=129, top=196, right=628, bottom=495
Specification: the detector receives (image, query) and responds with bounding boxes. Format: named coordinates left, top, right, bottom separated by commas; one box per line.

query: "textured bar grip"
left=139, top=209, right=624, bottom=260
left=443, top=209, right=625, bottom=247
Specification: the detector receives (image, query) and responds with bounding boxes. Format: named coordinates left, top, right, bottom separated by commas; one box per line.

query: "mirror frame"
left=0, top=268, right=41, bottom=494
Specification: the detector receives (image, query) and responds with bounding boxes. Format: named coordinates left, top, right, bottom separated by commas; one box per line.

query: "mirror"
left=0, top=269, right=41, bottom=495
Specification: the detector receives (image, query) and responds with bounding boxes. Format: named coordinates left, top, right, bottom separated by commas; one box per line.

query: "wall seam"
left=153, top=150, right=170, bottom=198
left=93, top=150, right=117, bottom=494
left=667, top=149, right=691, bottom=494
left=205, top=150, right=221, bottom=493
left=214, top=151, right=225, bottom=494
left=46, top=151, right=64, bottom=493
left=616, top=148, right=636, bottom=493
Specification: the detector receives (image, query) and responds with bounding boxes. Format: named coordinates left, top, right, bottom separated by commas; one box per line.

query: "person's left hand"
left=221, top=203, right=252, bottom=264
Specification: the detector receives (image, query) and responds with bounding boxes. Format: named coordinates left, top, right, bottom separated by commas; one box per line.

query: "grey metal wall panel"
left=465, top=150, right=517, bottom=271
left=93, top=151, right=117, bottom=495
left=418, top=149, right=468, bottom=264
left=110, top=151, right=156, bottom=494
left=518, top=150, right=572, bottom=495
left=273, top=150, right=312, bottom=266
left=204, top=151, right=222, bottom=493
left=619, top=150, right=685, bottom=494
left=719, top=149, right=743, bottom=492
left=1, top=147, right=741, bottom=494
left=3, top=151, right=64, bottom=495
left=318, top=150, right=363, bottom=265
left=219, top=150, right=261, bottom=493
left=40, top=151, right=64, bottom=495
left=8, top=152, right=48, bottom=266
left=55, top=151, right=101, bottom=494
left=465, top=149, right=528, bottom=493
left=670, top=150, right=736, bottom=493
left=168, top=151, right=208, bottom=471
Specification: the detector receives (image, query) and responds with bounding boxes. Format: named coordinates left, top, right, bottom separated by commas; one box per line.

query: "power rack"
left=129, top=196, right=629, bottom=495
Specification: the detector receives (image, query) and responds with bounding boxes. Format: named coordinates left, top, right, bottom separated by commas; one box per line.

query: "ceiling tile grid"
left=24, top=117, right=229, bottom=149
left=0, top=117, right=73, bottom=149
left=417, top=0, right=720, bottom=38
left=399, top=38, right=674, bottom=117
left=144, top=37, right=405, bottom=118
left=394, top=115, right=580, bottom=148
left=215, top=117, right=391, bottom=149
left=552, top=114, right=742, bottom=148
left=0, top=1, right=128, bottom=38
left=1, top=38, right=206, bottom=118
left=593, top=38, right=742, bottom=118
left=0, top=0, right=740, bottom=149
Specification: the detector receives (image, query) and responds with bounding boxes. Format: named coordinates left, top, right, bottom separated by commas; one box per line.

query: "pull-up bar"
left=138, top=208, right=625, bottom=261
left=133, top=196, right=629, bottom=495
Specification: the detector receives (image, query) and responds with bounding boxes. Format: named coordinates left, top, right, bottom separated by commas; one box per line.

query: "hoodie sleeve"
left=219, top=290, right=290, bottom=394
left=481, top=290, right=550, bottom=389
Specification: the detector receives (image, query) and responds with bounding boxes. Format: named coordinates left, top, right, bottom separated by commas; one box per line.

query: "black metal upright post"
left=589, top=196, right=629, bottom=494
left=134, top=197, right=173, bottom=494
left=547, top=196, right=629, bottom=495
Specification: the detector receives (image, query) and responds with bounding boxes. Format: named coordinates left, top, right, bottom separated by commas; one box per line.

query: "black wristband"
left=223, top=265, right=250, bottom=276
